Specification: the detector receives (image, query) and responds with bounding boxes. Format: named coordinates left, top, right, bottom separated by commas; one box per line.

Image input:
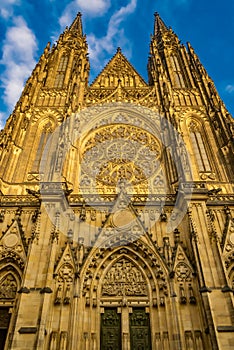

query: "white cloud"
left=87, top=0, right=137, bottom=72
left=77, top=0, right=111, bottom=14
left=0, top=113, right=5, bottom=130
left=226, top=85, right=234, bottom=93
left=0, top=16, right=38, bottom=111
left=59, top=0, right=111, bottom=27
left=0, top=0, right=20, bottom=19
left=58, top=0, right=137, bottom=75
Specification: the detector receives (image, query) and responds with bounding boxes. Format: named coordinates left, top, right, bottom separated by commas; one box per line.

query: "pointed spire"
left=69, top=12, right=83, bottom=36
left=154, top=12, right=168, bottom=37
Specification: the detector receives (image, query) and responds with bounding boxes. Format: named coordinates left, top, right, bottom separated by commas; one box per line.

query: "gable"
left=93, top=189, right=154, bottom=249
left=90, top=48, right=148, bottom=89
left=0, top=219, right=27, bottom=264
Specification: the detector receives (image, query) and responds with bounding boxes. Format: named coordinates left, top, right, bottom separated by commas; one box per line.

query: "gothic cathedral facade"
left=0, top=13, right=234, bottom=350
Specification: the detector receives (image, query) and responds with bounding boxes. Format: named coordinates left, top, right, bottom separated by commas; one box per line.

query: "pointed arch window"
left=32, top=121, right=53, bottom=173
left=189, top=121, right=211, bottom=172
left=170, top=55, right=186, bottom=88
left=0, top=273, right=18, bottom=349
left=0, top=274, right=17, bottom=300
left=54, top=55, right=68, bottom=88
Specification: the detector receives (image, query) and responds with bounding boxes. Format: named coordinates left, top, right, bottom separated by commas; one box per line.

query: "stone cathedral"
left=0, top=11, right=234, bottom=350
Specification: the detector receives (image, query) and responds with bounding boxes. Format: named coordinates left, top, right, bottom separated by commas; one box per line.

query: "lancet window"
left=54, top=55, right=68, bottom=88
left=170, top=55, right=186, bottom=88
left=32, top=121, right=53, bottom=173
left=189, top=121, right=211, bottom=172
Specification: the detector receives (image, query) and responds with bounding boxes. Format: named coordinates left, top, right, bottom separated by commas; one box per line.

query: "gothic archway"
left=98, top=255, right=152, bottom=350
left=0, top=264, right=21, bottom=350
left=78, top=241, right=170, bottom=350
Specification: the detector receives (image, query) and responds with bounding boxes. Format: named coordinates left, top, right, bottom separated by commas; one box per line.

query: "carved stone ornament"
left=2, top=229, right=19, bottom=248
left=90, top=49, right=147, bottom=89
left=0, top=220, right=27, bottom=263
left=175, top=262, right=192, bottom=282
left=58, top=263, right=74, bottom=283
left=102, top=258, right=147, bottom=297
left=0, top=274, right=17, bottom=299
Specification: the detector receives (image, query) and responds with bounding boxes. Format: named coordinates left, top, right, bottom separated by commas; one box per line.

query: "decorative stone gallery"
left=0, top=11, right=234, bottom=350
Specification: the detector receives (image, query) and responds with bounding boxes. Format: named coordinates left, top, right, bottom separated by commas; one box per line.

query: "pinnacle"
left=154, top=12, right=168, bottom=37
left=69, top=12, right=83, bottom=36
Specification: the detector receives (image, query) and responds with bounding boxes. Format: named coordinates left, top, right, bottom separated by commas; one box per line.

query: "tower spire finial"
left=69, top=12, right=83, bottom=36
left=154, top=12, right=168, bottom=37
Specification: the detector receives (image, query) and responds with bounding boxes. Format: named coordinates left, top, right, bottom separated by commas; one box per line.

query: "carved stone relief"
left=0, top=274, right=17, bottom=299
left=54, top=263, right=74, bottom=305
left=0, top=220, right=27, bottom=268
left=102, top=258, right=147, bottom=297
left=175, top=262, right=192, bottom=282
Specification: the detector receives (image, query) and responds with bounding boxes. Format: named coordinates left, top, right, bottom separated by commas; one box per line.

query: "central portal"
left=100, top=307, right=151, bottom=350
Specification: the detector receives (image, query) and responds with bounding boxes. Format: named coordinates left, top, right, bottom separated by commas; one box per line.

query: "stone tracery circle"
left=40, top=102, right=194, bottom=245
left=80, top=125, right=161, bottom=188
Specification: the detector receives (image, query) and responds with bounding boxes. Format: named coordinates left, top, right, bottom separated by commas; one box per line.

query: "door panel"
left=130, top=308, right=151, bottom=350
left=101, top=308, right=121, bottom=350
left=0, top=307, right=11, bottom=350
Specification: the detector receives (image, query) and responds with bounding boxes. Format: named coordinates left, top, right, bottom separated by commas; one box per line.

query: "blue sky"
left=0, top=0, right=234, bottom=128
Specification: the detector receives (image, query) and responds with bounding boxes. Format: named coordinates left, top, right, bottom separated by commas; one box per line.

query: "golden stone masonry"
left=0, top=12, right=234, bottom=350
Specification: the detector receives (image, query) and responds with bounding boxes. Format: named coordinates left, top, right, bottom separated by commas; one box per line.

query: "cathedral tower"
left=0, top=13, right=234, bottom=350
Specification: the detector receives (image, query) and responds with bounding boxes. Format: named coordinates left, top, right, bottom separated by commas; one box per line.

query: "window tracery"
left=188, top=121, right=211, bottom=172
left=54, top=55, right=68, bottom=88
left=170, top=55, right=186, bottom=88
left=79, top=124, right=162, bottom=192
left=32, top=121, right=53, bottom=173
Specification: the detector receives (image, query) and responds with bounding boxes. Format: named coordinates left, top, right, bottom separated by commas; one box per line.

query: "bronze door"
left=101, top=308, right=121, bottom=350
left=0, top=307, right=11, bottom=350
left=130, top=308, right=151, bottom=350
